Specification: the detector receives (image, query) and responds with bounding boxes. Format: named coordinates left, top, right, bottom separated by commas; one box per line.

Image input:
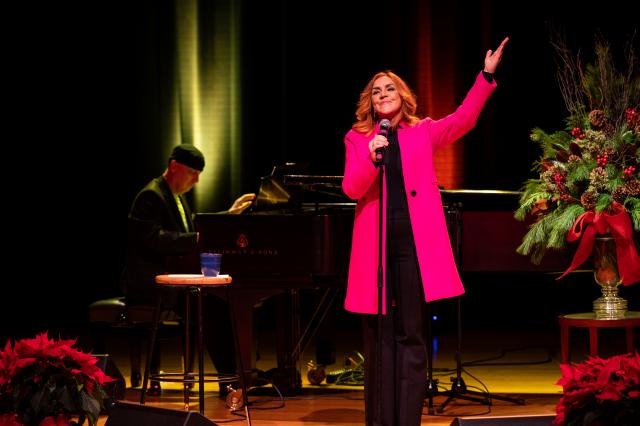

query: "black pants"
left=201, top=293, right=237, bottom=376
left=363, top=208, right=427, bottom=426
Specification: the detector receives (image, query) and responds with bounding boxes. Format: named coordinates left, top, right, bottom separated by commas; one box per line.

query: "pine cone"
left=589, top=167, right=608, bottom=190
left=530, top=198, right=550, bottom=216
left=568, top=154, right=581, bottom=163
left=589, top=109, right=607, bottom=129
left=625, top=180, right=640, bottom=196
left=581, top=191, right=598, bottom=209
left=541, top=160, right=554, bottom=172
left=612, top=185, right=628, bottom=203
left=601, top=123, right=616, bottom=137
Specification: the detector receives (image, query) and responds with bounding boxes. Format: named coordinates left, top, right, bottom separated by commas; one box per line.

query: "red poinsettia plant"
left=554, top=352, right=640, bottom=425
left=0, top=332, right=115, bottom=426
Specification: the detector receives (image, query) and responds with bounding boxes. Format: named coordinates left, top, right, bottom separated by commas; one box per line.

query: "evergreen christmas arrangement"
left=515, top=36, right=640, bottom=284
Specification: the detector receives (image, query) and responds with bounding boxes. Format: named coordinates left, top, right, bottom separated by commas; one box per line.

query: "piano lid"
left=252, top=164, right=352, bottom=212
left=254, top=175, right=291, bottom=208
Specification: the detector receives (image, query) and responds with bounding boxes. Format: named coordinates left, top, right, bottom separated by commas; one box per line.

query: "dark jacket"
left=121, top=176, right=197, bottom=304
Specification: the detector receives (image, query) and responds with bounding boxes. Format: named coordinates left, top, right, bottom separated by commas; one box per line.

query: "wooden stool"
left=558, top=311, right=640, bottom=364
left=140, top=274, right=251, bottom=424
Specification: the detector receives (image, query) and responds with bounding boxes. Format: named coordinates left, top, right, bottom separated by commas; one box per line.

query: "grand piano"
left=195, top=166, right=354, bottom=393
left=194, top=167, right=572, bottom=393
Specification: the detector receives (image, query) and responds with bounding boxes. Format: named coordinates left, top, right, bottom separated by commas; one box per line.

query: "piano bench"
left=88, top=297, right=181, bottom=388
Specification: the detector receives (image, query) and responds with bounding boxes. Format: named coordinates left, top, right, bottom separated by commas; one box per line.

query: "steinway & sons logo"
left=213, top=233, right=278, bottom=256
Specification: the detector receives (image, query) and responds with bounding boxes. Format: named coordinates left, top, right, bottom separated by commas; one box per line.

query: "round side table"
left=558, top=311, right=640, bottom=364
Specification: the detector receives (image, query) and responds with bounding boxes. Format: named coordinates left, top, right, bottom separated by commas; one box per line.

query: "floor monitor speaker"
left=450, top=414, right=555, bottom=425
left=105, top=401, right=219, bottom=426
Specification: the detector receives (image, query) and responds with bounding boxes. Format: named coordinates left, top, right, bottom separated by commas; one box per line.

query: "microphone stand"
left=375, top=160, right=384, bottom=425
left=435, top=201, right=524, bottom=413
left=425, top=302, right=439, bottom=414
left=436, top=295, right=524, bottom=412
left=373, top=120, right=389, bottom=423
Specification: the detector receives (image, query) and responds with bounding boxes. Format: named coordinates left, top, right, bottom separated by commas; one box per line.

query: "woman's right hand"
left=369, top=135, right=389, bottom=162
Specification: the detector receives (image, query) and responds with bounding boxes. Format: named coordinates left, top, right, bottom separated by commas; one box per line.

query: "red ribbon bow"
left=558, top=202, right=640, bottom=285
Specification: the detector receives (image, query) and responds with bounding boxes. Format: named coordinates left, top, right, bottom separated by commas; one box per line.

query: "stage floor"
left=84, top=268, right=640, bottom=424
left=94, top=327, right=599, bottom=425
left=100, top=390, right=559, bottom=426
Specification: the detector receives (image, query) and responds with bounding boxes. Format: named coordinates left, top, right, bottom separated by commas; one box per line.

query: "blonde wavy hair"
left=352, top=71, right=420, bottom=135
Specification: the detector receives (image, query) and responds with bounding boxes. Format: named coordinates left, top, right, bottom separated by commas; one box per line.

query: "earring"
left=372, top=110, right=378, bottom=122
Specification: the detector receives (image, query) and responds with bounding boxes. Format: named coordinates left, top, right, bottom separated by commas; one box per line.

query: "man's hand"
left=228, top=193, right=256, bottom=214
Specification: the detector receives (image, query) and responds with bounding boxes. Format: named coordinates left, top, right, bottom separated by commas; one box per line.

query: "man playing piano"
left=121, top=144, right=255, bottom=396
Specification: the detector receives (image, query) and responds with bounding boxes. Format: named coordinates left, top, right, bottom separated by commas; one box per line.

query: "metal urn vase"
left=592, top=236, right=628, bottom=319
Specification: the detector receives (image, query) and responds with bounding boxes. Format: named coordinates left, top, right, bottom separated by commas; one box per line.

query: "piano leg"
left=228, top=287, right=339, bottom=395
left=228, top=289, right=281, bottom=388
left=274, top=290, right=302, bottom=394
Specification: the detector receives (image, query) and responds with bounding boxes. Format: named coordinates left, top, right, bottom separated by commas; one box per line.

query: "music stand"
left=427, top=199, right=524, bottom=414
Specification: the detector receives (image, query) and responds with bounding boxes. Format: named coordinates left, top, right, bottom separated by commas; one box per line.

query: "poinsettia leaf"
left=0, top=413, right=21, bottom=426
left=80, top=390, right=100, bottom=426
left=582, top=408, right=605, bottom=425
left=55, top=385, right=76, bottom=412
left=29, top=387, right=48, bottom=414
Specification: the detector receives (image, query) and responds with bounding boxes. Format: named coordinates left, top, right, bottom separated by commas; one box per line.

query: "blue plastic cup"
left=200, top=253, right=222, bottom=277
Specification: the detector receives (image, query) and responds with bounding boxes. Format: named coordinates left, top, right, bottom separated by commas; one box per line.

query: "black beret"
left=169, top=145, right=205, bottom=171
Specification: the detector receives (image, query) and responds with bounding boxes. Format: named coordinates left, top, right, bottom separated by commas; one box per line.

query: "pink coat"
left=342, top=72, right=496, bottom=314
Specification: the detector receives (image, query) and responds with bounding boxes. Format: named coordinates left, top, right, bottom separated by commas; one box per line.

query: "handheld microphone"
left=375, top=119, right=391, bottom=162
